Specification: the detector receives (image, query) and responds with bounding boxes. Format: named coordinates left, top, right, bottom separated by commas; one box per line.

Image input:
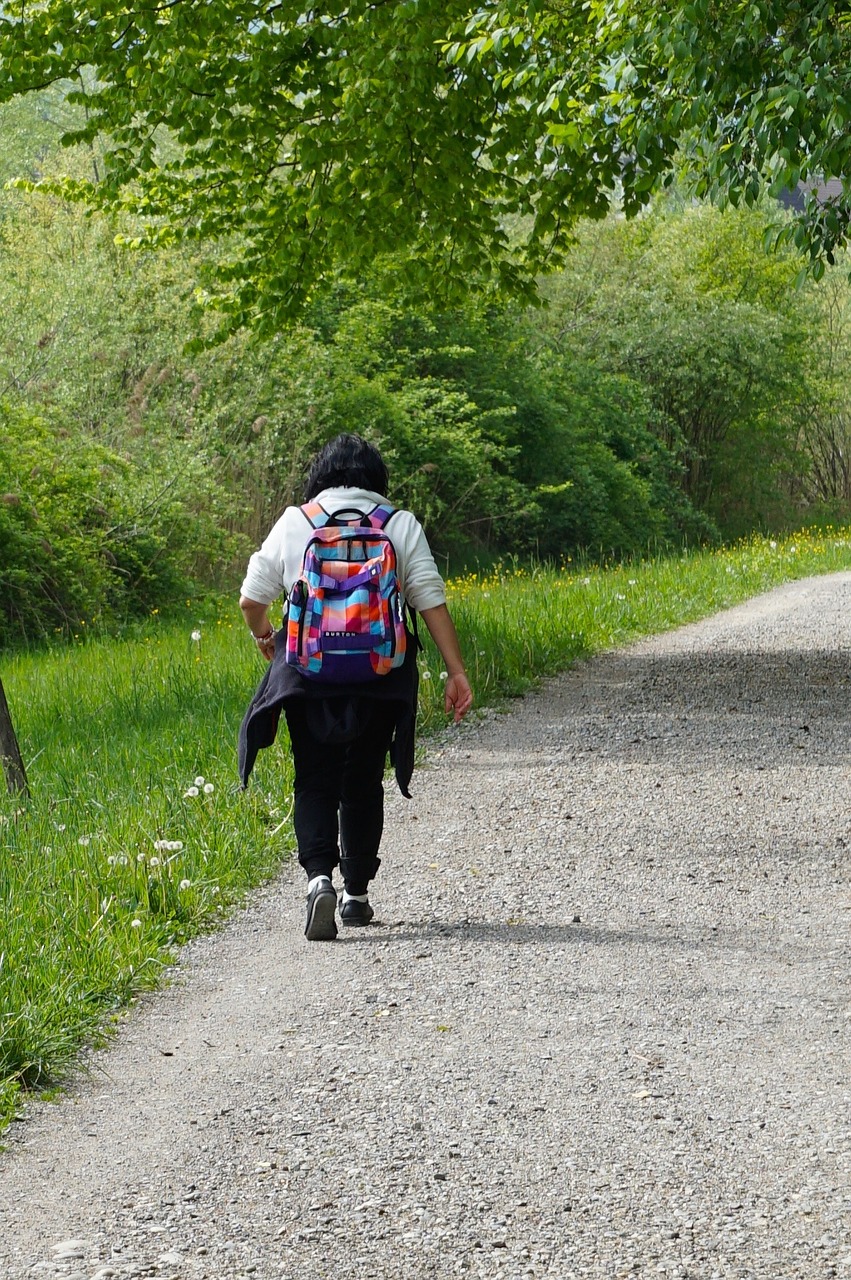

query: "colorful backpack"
left=285, top=502, right=408, bottom=682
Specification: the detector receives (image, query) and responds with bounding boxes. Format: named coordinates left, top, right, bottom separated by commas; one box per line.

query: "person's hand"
left=444, top=672, right=473, bottom=723
left=257, top=634, right=276, bottom=662
left=251, top=626, right=276, bottom=662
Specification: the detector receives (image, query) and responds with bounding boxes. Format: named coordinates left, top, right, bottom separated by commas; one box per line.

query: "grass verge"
left=2, top=528, right=851, bottom=1127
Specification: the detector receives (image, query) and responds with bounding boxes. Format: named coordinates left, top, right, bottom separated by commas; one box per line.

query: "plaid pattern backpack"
left=284, top=502, right=408, bottom=682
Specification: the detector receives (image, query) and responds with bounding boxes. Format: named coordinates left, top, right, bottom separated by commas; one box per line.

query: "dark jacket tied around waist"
left=238, top=627, right=419, bottom=797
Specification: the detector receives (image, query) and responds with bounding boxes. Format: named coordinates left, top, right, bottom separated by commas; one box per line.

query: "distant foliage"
left=534, top=202, right=830, bottom=538
left=1, top=94, right=850, bottom=643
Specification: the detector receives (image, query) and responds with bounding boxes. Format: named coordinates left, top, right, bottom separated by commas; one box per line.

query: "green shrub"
left=0, top=401, right=237, bottom=643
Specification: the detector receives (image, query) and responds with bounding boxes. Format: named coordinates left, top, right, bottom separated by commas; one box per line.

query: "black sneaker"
left=304, top=878, right=338, bottom=941
left=339, top=896, right=374, bottom=928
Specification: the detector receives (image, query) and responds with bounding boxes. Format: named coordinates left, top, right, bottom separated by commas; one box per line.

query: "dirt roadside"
left=1, top=574, right=849, bottom=1280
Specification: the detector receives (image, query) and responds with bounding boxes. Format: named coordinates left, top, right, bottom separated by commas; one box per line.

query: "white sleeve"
left=239, top=507, right=302, bottom=605
left=390, top=511, right=447, bottom=612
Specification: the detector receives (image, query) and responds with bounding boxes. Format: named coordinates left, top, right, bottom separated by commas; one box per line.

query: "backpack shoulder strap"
left=366, top=503, right=396, bottom=531
left=300, top=501, right=331, bottom=529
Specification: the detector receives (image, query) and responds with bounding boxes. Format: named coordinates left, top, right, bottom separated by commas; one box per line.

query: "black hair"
left=304, top=433, right=389, bottom=501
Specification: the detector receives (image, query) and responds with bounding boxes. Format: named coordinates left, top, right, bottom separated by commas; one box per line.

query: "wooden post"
left=0, top=675, right=28, bottom=796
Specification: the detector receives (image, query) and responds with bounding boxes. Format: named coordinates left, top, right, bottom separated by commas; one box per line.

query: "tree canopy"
left=0, top=2, right=849, bottom=329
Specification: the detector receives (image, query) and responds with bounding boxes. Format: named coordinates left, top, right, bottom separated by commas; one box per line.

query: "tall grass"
left=0, top=608, right=287, bottom=1125
left=2, top=528, right=851, bottom=1126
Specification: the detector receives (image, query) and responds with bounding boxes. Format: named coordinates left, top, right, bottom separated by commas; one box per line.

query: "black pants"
left=284, top=699, right=397, bottom=893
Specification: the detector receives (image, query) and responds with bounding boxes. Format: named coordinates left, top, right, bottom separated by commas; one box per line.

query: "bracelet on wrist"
left=252, top=627, right=274, bottom=644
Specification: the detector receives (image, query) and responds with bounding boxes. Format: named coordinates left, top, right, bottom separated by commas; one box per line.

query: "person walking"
left=238, top=434, right=473, bottom=940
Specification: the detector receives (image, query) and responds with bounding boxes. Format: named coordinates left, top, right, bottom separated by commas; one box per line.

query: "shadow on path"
left=335, top=916, right=798, bottom=958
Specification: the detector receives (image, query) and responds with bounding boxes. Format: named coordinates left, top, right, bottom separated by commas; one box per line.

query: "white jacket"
left=239, top=487, right=447, bottom=613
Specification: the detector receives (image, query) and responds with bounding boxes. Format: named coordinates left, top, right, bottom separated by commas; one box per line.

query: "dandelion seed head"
left=184, top=787, right=200, bottom=798
left=130, top=918, right=142, bottom=929
left=168, top=840, right=184, bottom=852
left=179, top=879, right=191, bottom=891
left=150, top=856, right=160, bottom=868
left=203, top=783, right=214, bottom=794
left=439, top=671, right=448, bottom=681
left=421, top=671, right=432, bottom=680
left=191, top=629, right=202, bottom=642
left=78, top=836, right=90, bottom=846
left=194, top=776, right=205, bottom=787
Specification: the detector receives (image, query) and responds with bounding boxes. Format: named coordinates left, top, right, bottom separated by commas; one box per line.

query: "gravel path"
left=1, top=573, right=850, bottom=1280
